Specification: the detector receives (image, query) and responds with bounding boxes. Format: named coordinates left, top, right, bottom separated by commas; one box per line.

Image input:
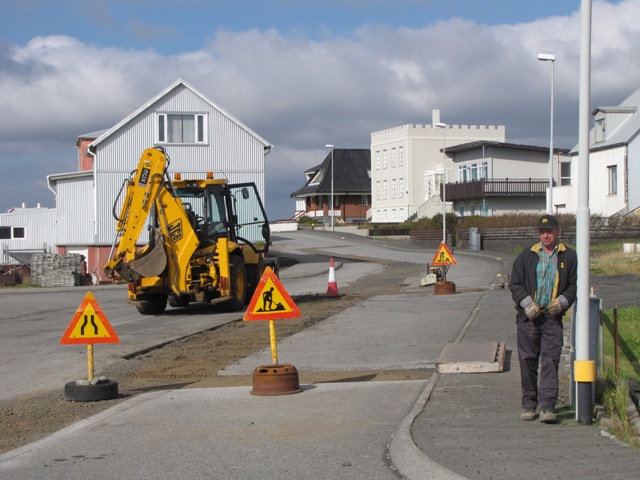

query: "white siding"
left=92, top=83, right=268, bottom=244
left=589, top=146, right=626, bottom=216
left=56, top=175, right=95, bottom=245
left=0, top=209, right=57, bottom=264
left=628, top=138, right=640, bottom=212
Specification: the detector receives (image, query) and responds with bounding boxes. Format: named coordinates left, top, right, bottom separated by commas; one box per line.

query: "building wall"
left=370, top=122, right=505, bottom=222
left=628, top=137, right=640, bottom=213
left=84, top=85, right=268, bottom=247
left=55, top=174, right=95, bottom=245
left=589, top=145, right=626, bottom=216
left=0, top=208, right=57, bottom=264
left=455, top=197, right=545, bottom=217
left=77, top=138, right=94, bottom=171
left=452, top=147, right=550, bottom=180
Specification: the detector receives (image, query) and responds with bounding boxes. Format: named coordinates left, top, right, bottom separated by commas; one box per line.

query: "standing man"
left=509, top=214, right=577, bottom=423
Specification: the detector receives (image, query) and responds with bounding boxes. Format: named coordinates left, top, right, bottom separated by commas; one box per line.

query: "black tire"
left=168, top=294, right=190, bottom=308
left=64, top=380, right=119, bottom=402
left=226, top=256, right=247, bottom=311
left=136, top=293, right=168, bottom=315
left=245, top=256, right=264, bottom=304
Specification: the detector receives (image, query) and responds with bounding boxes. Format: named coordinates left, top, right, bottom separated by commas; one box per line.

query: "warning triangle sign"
left=60, top=292, right=120, bottom=345
left=431, top=242, right=457, bottom=266
left=244, top=266, right=301, bottom=321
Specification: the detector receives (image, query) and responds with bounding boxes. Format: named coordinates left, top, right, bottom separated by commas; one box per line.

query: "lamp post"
left=325, top=144, right=335, bottom=232
left=538, top=52, right=556, bottom=214
left=436, top=122, right=447, bottom=244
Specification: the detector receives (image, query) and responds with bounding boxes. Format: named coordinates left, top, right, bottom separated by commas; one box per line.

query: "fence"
left=411, top=224, right=640, bottom=251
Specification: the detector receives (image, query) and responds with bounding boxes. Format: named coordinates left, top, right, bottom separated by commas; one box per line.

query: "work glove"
left=546, top=295, right=568, bottom=316
left=524, top=301, right=542, bottom=321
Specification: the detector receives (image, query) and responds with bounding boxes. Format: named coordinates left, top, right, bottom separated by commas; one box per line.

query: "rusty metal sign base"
left=250, top=364, right=303, bottom=396
left=434, top=280, right=456, bottom=295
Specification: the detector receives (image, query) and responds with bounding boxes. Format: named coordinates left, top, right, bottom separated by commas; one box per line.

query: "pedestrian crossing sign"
left=244, top=266, right=301, bottom=321
left=60, top=292, right=120, bottom=344
left=431, top=242, right=456, bottom=266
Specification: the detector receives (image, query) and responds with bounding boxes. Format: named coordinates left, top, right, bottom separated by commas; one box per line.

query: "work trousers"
left=516, top=313, right=564, bottom=409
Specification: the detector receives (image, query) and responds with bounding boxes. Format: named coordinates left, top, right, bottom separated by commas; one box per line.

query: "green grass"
left=598, top=305, right=640, bottom=447
left=591, top=242, right=640, bottom=275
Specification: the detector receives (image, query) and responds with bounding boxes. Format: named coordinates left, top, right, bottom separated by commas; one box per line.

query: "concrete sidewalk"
left=404, top=286, right=640, bottom=480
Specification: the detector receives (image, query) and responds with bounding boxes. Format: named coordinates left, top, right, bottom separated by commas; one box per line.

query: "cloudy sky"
left=0, top=0, right=638, bottom=220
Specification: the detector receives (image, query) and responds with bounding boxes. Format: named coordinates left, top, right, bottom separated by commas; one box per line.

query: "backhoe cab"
left=104, top=147, right=275, bottom=315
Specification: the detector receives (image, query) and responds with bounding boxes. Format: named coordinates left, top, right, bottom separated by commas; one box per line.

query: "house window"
left=157, top=113, right=207, bottom=144
left=459, top=205, right=465, bottom=217
left=383, top=150, right=388, bottom=168
left=398, top=147, right=404, bottom=166
left=392, top=148, right=397, bottom=167
left=361, top=195, right=369, bottom=206
left=392, top=179, right=396, bottom=198
left=608, top=165, right=618, bottom=195
left=399, top=178, right=404, bottom=198
left=376, top=151, right=381, bottom=170
left=560, top=161, right=572, bottom=186
left=595, top=118, right=605, bottom=143
left=383, top=180, right=388, bottom=199
left=376, top=181, right=381, bottom=200
left=0, top=226, right=25, bottom=239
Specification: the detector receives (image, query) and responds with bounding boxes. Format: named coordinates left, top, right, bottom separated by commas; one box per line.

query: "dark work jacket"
left=509, top=242, right=578, bottom=321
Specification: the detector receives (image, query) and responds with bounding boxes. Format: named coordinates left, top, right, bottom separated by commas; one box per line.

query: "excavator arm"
left=104, top=147, right=172, bottom=282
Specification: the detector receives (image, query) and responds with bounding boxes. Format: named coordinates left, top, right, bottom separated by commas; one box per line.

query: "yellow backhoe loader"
left=104, top=147, right=276, bottom=314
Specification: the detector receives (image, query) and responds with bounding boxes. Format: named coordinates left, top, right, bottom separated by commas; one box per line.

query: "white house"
left=370, top=109, right=506, bottom=222
left=555, top=87, right=640, bottom=216
left=1, top=79, right=272, bottom=281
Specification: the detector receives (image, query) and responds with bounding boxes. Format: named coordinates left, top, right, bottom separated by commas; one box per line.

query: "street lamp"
left=538, top=52, right=556, bottom=214
left=325, top=144, right=335, bottom=232
left=436, top=122, right=447, bottom=244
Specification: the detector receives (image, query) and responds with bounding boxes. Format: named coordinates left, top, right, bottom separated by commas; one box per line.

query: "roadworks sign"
left=244, top=266, right=301, bottom=321
left=60, top=292, right=120, bottom=345
left=431, top=242, right=457, bottom=266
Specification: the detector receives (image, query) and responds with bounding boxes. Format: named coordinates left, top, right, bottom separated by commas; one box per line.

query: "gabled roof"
left=571, top=86, right=640, bottom=154
left=291, top=149, right=371, bottom=198
left=88, top=78, right=272, bottom=150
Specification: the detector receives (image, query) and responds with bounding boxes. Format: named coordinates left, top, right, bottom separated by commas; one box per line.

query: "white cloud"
left=1, top=0, right=640, bottom=218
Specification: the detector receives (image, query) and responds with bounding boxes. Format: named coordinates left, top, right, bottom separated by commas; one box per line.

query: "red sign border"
left=244, top=266, right=301, bottom=321
left=60, top=292, right=120, bottom=345
left=431, top=242, right=457, bottom=266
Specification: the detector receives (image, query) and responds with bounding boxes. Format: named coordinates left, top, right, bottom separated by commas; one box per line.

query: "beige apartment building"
left=370, top=110, right=505, bottom=222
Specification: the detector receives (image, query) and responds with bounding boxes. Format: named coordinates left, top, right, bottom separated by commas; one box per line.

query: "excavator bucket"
left=119, top=228, right=167, bottom=281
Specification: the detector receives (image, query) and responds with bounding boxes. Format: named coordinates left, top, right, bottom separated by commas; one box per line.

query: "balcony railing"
left=443, top=178, right=552, bottom=201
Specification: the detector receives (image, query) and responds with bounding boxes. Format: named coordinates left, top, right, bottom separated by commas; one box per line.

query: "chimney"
left=432, top=109, right=441, bottom=127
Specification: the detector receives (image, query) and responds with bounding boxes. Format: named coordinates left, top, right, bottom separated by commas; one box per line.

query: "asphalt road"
left=0, top=230, right=503, bottom=404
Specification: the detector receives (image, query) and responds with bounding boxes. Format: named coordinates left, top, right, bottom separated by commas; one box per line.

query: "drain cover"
left=436, top=341, right=506, bottom=373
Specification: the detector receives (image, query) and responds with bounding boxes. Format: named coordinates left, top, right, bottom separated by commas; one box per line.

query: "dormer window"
left=595, top=117, right=606, bottom=143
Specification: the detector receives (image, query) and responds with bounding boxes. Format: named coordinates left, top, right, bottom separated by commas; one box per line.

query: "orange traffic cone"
left=326, top=257, right=339, bottom=297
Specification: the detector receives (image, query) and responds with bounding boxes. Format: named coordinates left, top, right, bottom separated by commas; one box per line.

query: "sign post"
left=431, top=242, right=457, bottom=295
left=60, top=292, right=120, bottom=401
left=244, top=266, right=303, bottom=395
